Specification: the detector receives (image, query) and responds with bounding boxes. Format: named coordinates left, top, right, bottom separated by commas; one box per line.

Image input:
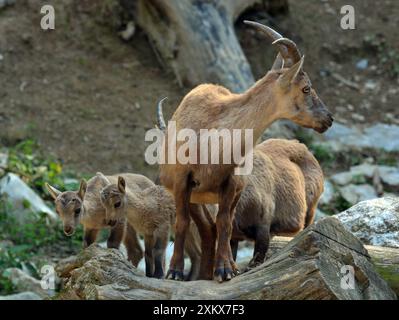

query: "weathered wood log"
left=55, top=218, right=396, bottom=300
left=129, top=0, right=289, bottom=92
left=265, top=236, right=399, bottom=296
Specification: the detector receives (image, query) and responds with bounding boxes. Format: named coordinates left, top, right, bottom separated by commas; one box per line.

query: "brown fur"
left=45, top=172, right=153, bottom=267
left=157, top=23, right=332, bottom=282
left=99, top=175, right=214, bottom=280
left=159, top=66, right=332, bottom=282
left=231, top=139, right=324, bottom=268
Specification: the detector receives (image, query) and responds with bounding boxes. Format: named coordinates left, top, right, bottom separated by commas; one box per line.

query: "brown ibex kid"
left=45, top=172, right=153, bottom=266
left=99, top=175, right=211, bottom=280
left=158, top=20, right=333, bottom=282
left=231, top=139, right=324, bottom=269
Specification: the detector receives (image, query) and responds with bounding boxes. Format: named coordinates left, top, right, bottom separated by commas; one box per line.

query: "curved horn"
left=156, top=97, right=167, bottom=132
left=45, top=183, right=61, bottom=200
left=243, top=20, right=283, bottom=41
left=272, top=38, right=301, bottom=66
left=244, top=20, right=301, bottom=67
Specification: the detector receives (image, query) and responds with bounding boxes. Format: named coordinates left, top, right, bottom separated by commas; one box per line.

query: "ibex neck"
left=235, top=72, right=282, bottom=140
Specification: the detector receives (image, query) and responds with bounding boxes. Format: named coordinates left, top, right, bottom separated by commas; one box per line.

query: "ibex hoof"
left=214, top=268, right=235, bottom=283
left=166, top=269, right=184, bottom=281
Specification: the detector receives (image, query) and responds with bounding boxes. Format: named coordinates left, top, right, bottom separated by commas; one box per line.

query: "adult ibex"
left=158, top=21, right=333, bottom=282
left=231, top=138, right=324, bottom=269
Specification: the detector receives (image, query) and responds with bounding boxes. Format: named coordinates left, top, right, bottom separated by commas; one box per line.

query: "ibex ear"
left=118, top=176, right=126, bottom=194
left=77, top=179, right=87, bottom=200
left=271, top=53, right=284, bottom=70
left=278, top=56, right=305, bottom=90
left=45, top=183, right=61, bottom=200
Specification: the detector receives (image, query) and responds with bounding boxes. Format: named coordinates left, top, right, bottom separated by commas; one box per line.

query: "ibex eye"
left=114, top=202, right=121, bottom=209
left=74, top=208, right=81, bottom=216
left=302, top=86, right=311, bottom=94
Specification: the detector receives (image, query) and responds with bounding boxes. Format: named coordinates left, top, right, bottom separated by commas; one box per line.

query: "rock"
left=119, top=21, right=136, bottom=41
left=331, top=172, right=353, bottom=186
left=351, top=113, right=365, bottom=122
left=0, top=292, right=42, bottom=300
left=0, top=151, right=8, bottom=178
left=339, top=184, right=378, bottom=205
left=55, top=218, right=396, bottom=300
left=0, top=151, right=8, bottom=169
left=356, top=59, right=368, bottom=70
left=0, top=173, right=57, bottom=223
left=319, top=122, right=399, bottom=152
left=319, top=180, right=335, bottom=205
left=3, top=268, right=55, bottom=298
left=0, top=0, right=15, bottom=9
left=331, top=164, right=399, bottom=188
left=336, top=197, right=399, bottom=248
left=378, top=167, right=399, bottom=188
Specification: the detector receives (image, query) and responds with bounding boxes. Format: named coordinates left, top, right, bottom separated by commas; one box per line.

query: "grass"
left=0, top=139, right=86, bottom=295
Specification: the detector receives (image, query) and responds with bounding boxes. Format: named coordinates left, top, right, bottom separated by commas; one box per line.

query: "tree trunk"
left=129, top=0, right=287, bottom=92
left=55, top=217, right=396, bottom=300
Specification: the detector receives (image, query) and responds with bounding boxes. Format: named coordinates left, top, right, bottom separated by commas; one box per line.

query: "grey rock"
left=4, top=268, right=54, bottom=298
left=0, top=292, right=42, bottom=300
left=331, top=172, right=353, bottom=186
left=356, top=59, right=368, bottom=70
left=336, top=197, right=399, bottom=248
left=320, top=122, right=399, bottom=152
left=333, top=164, right=399, bottom=188
left=319, top=180, right=335, bottom=205
left=0, top=151, right=8, bottom=169
left=339, top=184, right=378, bottom=205
left=0, top=0, right=15, bottom=9
left=378, top=166, right=399, bottom=187
left=0, top=173, right=57, bottom=223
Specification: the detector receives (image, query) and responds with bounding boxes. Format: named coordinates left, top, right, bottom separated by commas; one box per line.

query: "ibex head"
left=244, top=21, right=333, bottom=133
left=45, top=180, right=87, bottom=236
left=100, top=176, right=127, bottom=227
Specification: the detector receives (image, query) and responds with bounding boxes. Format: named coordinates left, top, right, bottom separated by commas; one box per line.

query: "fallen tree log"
left=265, top=236, right=399, bottom=296
left=128, top=0, right=288, bottom=92
left=55, top=217, right=396, bottom=300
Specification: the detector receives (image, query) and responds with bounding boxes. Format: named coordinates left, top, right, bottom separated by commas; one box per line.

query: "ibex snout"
left=314, top=100, right=334, bottom=133
left=64, top=225, right=75, bottom=236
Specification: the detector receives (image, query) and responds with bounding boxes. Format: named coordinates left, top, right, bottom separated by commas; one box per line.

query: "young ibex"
left=99, top=175, right=212, bottom=280
left=158, top=20, right=333, bottom=282
left=45, top=172, right=153, bottom=266
left=231, top=138, right=324, bottom=269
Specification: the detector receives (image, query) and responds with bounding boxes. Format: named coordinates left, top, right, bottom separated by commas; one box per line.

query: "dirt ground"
left=0, top=0, right=398, bottom=180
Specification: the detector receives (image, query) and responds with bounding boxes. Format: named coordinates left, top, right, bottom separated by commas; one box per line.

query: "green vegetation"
left=0, top=140, right=85, bottom=295
left=6, top=140, right=80, bottom=194
left=320, top=194, right=351, bottom=216
left=0, top=198, right=84, bottom=294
